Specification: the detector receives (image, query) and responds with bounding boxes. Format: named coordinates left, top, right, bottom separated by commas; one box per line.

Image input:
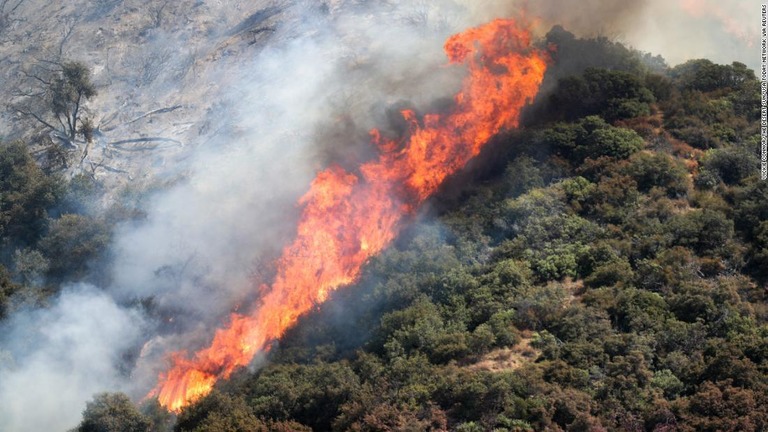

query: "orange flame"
left=149, top=18, right=547, bottom=413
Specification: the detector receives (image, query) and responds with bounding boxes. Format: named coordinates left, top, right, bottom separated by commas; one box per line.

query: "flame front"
left=150, top=18, right=547, bottom=413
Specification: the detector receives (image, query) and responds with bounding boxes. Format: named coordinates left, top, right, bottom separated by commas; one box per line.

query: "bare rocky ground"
left=0, top=0, right=305, bottom=191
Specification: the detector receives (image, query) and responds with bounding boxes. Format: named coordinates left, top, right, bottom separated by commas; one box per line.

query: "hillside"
left=0, top=2, right=764, bottom=432
left=0, top=0, right=301, bottom=189
left=166, top=39, right=768, bottom=432
left=73, top=27, right=767, bottom=432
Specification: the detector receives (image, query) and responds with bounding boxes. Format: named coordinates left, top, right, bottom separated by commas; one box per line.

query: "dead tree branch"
left=109, top=137, right=183, bottom=149
left=99, top=105, right=183, bottom=132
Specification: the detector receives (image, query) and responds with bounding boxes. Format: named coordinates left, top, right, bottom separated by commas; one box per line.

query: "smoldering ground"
left=0, top=0, right=755, bottom=431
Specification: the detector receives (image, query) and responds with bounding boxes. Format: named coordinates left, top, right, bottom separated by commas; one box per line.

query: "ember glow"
left=149, top=17, right=547, bottom=413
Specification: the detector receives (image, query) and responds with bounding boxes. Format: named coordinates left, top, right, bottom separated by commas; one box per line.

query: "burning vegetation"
left=0, top=2, right=763, bottom=432
left=150, top=17, right=548, bottom=413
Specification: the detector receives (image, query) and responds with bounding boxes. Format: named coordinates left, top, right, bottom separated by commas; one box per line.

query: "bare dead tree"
left=57, top=17, right=76, bottom=58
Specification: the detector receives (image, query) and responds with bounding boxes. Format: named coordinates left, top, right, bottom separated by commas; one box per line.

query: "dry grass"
left=466, top=332, right=541, bottom=373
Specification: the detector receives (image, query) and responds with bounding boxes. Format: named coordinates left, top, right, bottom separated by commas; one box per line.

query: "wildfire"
left=149, top=17, right=547, bottom=413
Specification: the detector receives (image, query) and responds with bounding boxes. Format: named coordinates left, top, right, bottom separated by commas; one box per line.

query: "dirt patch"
left=466, top=333, right=541, bottom=373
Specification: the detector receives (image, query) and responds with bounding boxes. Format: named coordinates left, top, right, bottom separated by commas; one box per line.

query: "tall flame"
left=149, top=18, right=547, bottom=413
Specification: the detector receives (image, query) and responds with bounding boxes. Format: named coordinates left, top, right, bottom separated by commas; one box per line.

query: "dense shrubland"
left=0, top=27, right=764, bottom=431
left=154, top=29, right=766, bottom=432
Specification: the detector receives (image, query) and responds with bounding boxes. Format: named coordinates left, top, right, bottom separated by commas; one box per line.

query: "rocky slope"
left=1, top=0, right=296, bottom=186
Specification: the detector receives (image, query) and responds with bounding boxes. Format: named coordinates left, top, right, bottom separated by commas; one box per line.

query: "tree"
left=243, top=362, right=362, bottom=430
left=378, top=297, right=471, bottom=363
left=580, top=120, right=644, bottom=160
left=623, top=152, right=690, bottom=197
left=0, top=263, right=20, bottom=319
left=747, top=221, right=768, bottom=280
left=699, top=147, right=758, bottom=186
left=17, top=60, right=97, bottom=143
left=667, top=209, right=734, bottom=256
left=38, top=213, right=111, bottom=281
left=545, top=69, right=655, bottom=122
left=503, top=156, right=544, bottom=198
left=542, top=116, right=644, bottom=165
left=174, top=390, right=309, bottom=432
left=12, top=248, right=48, bottom=286
left=0, top=141, right=63, bottom=245
left=670, top=60, right=756, bottom=93
left=75, top=393, right=150, bottom=432
left=542, top=26, right=645, bottom=79
left=51, top=61, right=97, bottom=141
left=676, top=380, right=768, bottom=431
left=734, top=180, right=768, bottom=237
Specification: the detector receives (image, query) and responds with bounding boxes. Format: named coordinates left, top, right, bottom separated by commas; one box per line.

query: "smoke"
left=1, top=1, right=528, bottom=429
left=0, top=0, right=757, bottom=430
left=625, top=0, right=756, bottom=70
left=112, top=0, right=462, bottom=338
left=515, top=0, right=756, bottom=70
left=0, top=285, right=146, bottom=432
left=120, top=0, right=517, bottom=391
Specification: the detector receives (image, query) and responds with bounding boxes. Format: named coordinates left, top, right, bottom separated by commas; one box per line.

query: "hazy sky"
left=498, top=0, right=758, bottom=71
left=627, top=0, right=758, bottom=70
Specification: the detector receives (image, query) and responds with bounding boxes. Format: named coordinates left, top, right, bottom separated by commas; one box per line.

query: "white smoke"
left=0, top=1, right=757, bottom=431
left=0, top=2, right=515, bottom=430
left=515, top=0, right=756, bottom=70
left=625, top=0, right=756, bottom=70
left=0, top=285, right=146, bottom=432
left=114, top=0, right=519, bottom=389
